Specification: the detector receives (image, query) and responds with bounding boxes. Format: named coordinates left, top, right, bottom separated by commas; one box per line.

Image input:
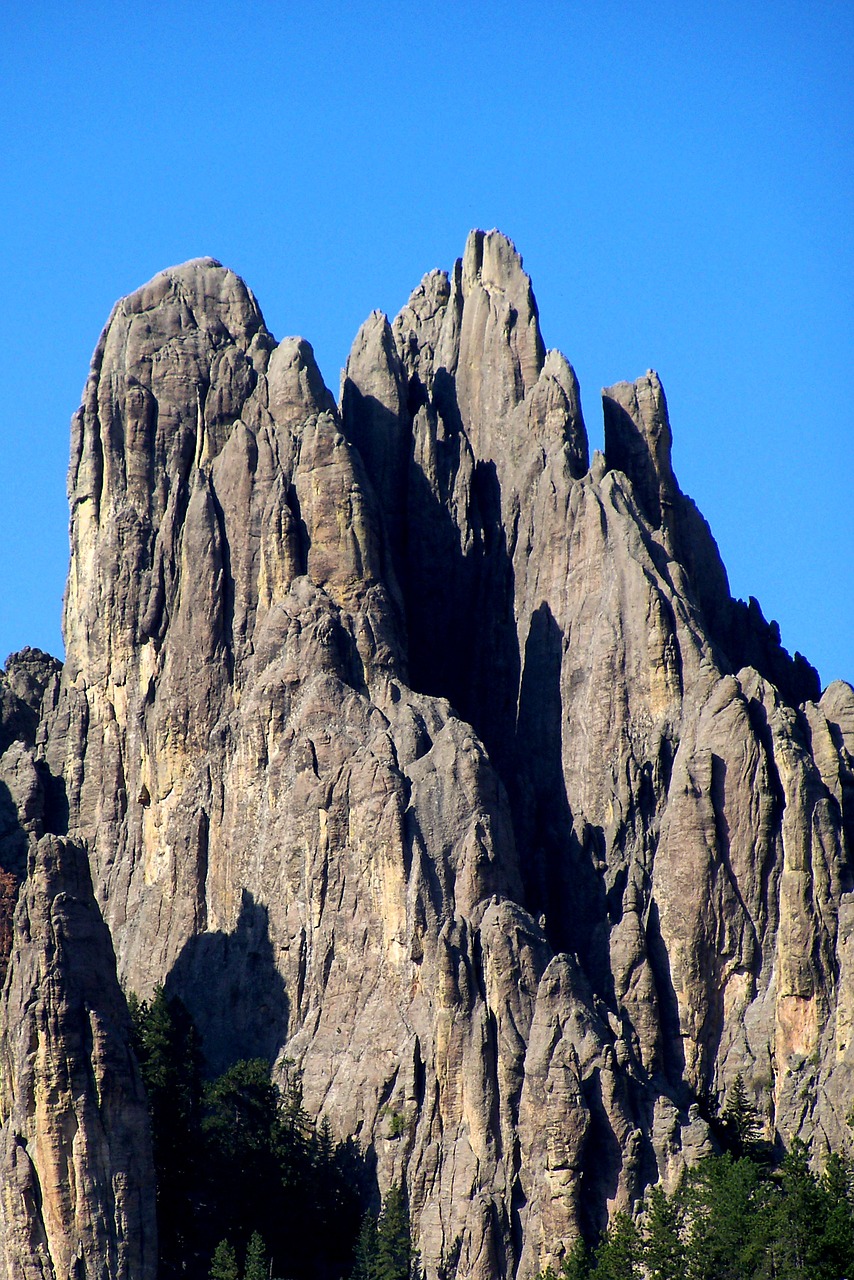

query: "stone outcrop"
left=0, top=835, right=155, bottom=1280
left=0, top=649, right=63, bottom=985
left=0, top=231, right=850, bottom=1278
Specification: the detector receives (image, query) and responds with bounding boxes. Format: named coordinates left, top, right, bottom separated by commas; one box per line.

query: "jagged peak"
left=462, top=228, right=527, bottom=292
left=399, top=268, right=451, bottom=320
left=4, top=230, right=850, bottom=1280
left=602, top=369, right=676, bottom=529
left=347, top=308, right=395, bottom=353
left=266, top=336, right=337, bottom=427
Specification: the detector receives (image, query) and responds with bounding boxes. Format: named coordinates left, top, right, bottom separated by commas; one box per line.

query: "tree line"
left=538, top=1076, right=854, bottom=1280
left=131, top=992, right=854, bottom=1280
left=129, top=987, right=425, bottom=1280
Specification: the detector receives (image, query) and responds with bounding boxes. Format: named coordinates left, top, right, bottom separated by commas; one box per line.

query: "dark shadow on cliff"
left=38, top=763, right=69, bottom=837
left=514, top=603, right=612, bottom=991
left=824, top=717, right=854, bottom=878
left=166, top=890, right=288, bottom=1077
left=644, top=899, right=687, bottom=1092
left=380, top=369, right=523, bottom=787
left=0, top=759, right=69, bottom=979
left=605, top=434, right=821, bottom=709
left=577, top=1068, right=623, bottom=1241
left=342, top=373, right=618, bottom=989
left=0, top=778, right=26, bottom=984
left=0, top=778, right=28, bottom=883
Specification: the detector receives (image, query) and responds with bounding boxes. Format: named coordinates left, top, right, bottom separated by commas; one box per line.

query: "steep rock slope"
left=0, top=834, right=155, bottom=1280
left=342, top=232, right=854, bottom=1232
left=39, top=256, right=560, bottom=1277
left=0, top=649, right=63, bottom=988
left=8, top=233, right=850, bottom=1278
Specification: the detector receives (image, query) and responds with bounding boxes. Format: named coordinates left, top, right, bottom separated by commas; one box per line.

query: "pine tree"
left=817, top=1151, right=854, bottom=1279
left=327, top=1136, right=373, bottom=1278
left=375, top=1184, right=412, bottom=1280
left=244, top=1232, right=268, bottom=1280
left=210, top=1239, right=239, bottom=1280
left=682, top=1153, right=774, bottom=1280
left=559, top=1237, right=592, bottom=1279
left=131, top=986, right=203, bottom=1278
left=720, top=1074, right=760, bottom=1159
left=203, top=1058, right=282, bottom=1250
left=643, top=1185, right=684, bottom=1280
left=590, top=1212, right=641, bottom=1280
left=352, top=1211, right=378, bottom=1280
left=773, top=1139, right=827, bottom=1279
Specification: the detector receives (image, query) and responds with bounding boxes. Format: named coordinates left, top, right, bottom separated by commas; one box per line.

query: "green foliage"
left=589, top=1212, right=641, bottom=1280
left=682, top=1154, right=774, bottom=1280
left=210, top=1239, right=239, bottom=1280
left=130, top=991, right=368, bottom=1280
left=720, top=1073, right=761, bottom=1159
left=389, top=1111, right=406, bottom=1138
left=130, top=985, right=203, bottom=1279
left=375, top=1183, right=412, bottom=1280
left=535, top=1238, right=591, bottom=1280
left=818, top=1151, right=854, bottom=1277
left=764, top=1137, right=854, bottom=1280
left=352, top=1213, right=379, bottom=1280
left=244, top=1231, right=268, bottom=1280
left=350, top=1184, right=420, bottom=1280
left=773, top=1138, right=826, bottom=1278
left=538, top=1118, right=854, bottom=1280
left=642, top=1185, right=684, bottom=1280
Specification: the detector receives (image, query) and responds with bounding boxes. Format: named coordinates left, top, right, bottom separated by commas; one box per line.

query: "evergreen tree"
left=201, top=1058, right=369, bottom=1280
left=210, top=1239, right=239, bottom=1280
left=720, top=1074, right=761, bottom=1159
left=681, top=1154, right=774, bottom=1280
left=352, top=1211, right=379, bottom=1280
left=559, top=1237, right=592, bottom=1280
left=772, top=1138, right=830, bottom=1279
left=244, top=1231, right=268, bottom=1280
left=590, top=1212, right=641, bottom=1280
left=131, top=991, right=374, bottom=1280
left=130, top=986, right=203, bottom=1277
left=375, top=1184, right=412, bottom=1280
left=202, top=1057, right=282, bottom=1251
left=643, top=1185, right=684, bottom=1280
left=817, top=1151, right=854, bottom=1279
left=326, top=1136, right=375, bottom=1278
left=533, top=1125, right=854, bottom=1280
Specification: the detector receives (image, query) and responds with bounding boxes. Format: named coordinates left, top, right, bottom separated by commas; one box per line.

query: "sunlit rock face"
left=0, top=834, right=155, bottom=1280
left=1, top=231, right=850, bottom=1279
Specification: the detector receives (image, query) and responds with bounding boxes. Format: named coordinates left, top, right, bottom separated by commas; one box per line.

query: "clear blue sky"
left=1, top=1, right=851, bottom=689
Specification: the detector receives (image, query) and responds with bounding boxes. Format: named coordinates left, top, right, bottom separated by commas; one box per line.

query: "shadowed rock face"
left=1, top=231, right=851, bottom=1278
left=0, top=835, right=155, bottom=1280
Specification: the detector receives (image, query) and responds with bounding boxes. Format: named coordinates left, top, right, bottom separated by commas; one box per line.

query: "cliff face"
left=2, top=231, right=852, bottom=1278
left=0, top=835, right=155, bottom=1280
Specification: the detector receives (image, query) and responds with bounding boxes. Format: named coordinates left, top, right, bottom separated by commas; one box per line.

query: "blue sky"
left=1, top=1, right=851, bottom=688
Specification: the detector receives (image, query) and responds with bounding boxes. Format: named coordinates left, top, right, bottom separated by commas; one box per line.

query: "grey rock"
left=0, top=836, right=155, bottom=1280
left=0, top=233, right=849, bottom=1278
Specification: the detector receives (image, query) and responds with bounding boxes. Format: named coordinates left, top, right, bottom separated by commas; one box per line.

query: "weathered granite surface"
left=0, top=233, right=851, bottom=1278
left=0, top=835, right=155, bottom=1280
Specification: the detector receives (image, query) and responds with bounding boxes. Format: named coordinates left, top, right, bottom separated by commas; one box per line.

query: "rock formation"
left=0, top=231, right=851, bottom=1278
left=0, top=834, right=155, bottom=1280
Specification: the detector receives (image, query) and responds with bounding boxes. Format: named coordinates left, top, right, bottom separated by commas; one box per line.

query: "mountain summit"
left=0, top=231, right=851, bottom=1279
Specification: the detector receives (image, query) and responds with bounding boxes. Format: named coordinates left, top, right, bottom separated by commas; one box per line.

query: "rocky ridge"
left=0, top=231, right=851, bottom=1279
